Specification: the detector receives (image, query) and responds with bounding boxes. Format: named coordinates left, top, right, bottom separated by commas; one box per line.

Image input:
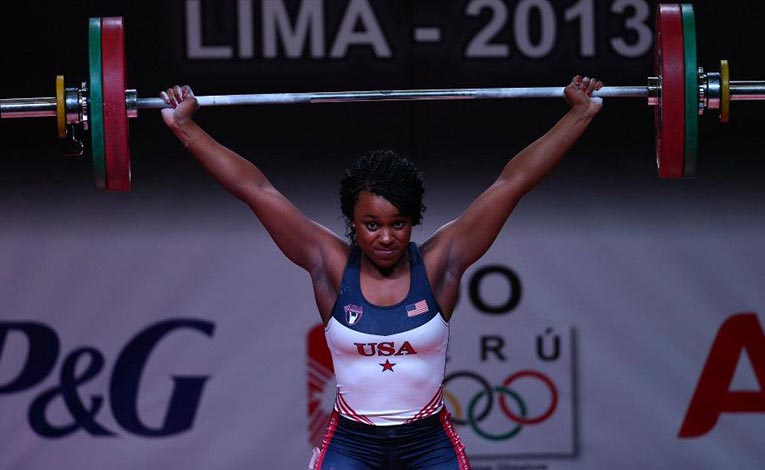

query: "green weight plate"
left=88, top=18, right=106, bottom=191
left=681, top=4, right=698, bottom=178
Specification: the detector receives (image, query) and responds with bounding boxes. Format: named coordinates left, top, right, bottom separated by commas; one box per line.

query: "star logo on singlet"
left=379, top=359, right=396, bottom=372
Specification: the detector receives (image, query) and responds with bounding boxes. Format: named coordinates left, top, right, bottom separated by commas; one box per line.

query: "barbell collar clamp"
left=126, top=89, right=138, bottom=118
left=79, top=82, right=90, bottom=131
left=699, top=68, right=721, bottom=114
left=66, top=88, right=81, bottom=124
left=647, top=77, right=661, bottom=106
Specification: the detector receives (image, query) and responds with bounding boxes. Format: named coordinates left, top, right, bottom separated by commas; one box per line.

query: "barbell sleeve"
left=729, top=82, right=765, bottom=101
left=0, top=97, right=59, bottom=118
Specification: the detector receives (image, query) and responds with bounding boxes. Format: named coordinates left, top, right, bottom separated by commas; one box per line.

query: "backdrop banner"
left=2, top=1, right=765, bottom=469
left=1, top=195, right=764, bottom=470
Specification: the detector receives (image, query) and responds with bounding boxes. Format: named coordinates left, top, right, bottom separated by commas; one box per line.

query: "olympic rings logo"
left=443, top=370, right=558, bottom=441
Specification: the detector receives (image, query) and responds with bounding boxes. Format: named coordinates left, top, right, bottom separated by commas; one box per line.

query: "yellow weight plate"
left=56, top=75, right=66, bottom=138
left=721, top=60, right=730, bottom=123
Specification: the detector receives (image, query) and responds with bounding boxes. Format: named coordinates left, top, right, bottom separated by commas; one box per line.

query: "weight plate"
left=681, top=4, right=698, bottom=178
left=721, top=60, right=730, bottom=123
left=56, top=75, right=66, bottom=139
left=654, top=4, right=685, bottom=179
left=88, top=18, right=107, bottom=190
left=101, top=17, right=131, bottom=192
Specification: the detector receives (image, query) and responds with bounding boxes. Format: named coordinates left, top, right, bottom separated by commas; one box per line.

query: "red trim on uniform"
left=314, top=411, right=339, bottom=470
left=405, top=387, right=444, bottom=424
left=439, top=408, right=472, bottom=470
left=335, top=393, right=374, bottom=425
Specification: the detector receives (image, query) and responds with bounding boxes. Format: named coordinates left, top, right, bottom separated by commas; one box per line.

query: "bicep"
left=429, top=178, right=523, bottom=274
left=243, top=182, right=347, bottom=274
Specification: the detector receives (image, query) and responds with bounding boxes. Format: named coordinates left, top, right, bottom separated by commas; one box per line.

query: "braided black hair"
left=339, top=150, right=426, bottom=243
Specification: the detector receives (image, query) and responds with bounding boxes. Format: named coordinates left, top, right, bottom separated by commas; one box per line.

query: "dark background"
left=1, top=0, right=763, bottom=204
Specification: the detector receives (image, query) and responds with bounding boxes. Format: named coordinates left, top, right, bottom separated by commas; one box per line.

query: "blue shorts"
left=314, top=408, right=471, bottom=470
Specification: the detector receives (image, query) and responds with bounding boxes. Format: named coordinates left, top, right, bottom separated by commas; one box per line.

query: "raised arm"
left=160, top=86, right=347, bottom=313
left=422, top=76, right=603, bottom=314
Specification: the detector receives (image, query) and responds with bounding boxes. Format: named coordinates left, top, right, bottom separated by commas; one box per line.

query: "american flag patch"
left=406, top=300, right=429, bottom=317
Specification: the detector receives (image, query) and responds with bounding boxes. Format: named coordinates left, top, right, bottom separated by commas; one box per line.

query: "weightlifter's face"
left=352, top=191, right=412, bottom=270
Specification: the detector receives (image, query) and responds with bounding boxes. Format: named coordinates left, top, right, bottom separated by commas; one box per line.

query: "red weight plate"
left=654, top=4, right=685, bottom=179
left=101, top=17, right=131, bottom=191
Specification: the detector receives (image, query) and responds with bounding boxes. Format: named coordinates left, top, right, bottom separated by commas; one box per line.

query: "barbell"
left=1, top=3, right=764, bottom=191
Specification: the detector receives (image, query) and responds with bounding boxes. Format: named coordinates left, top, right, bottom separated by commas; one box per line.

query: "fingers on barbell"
left=578, top=76, right=604, bottom=96
left=162, top=87, right=180, bottom=107
left=160, top=85, right=195, bottom=107
left=588, top=77, right=603, bottom=91
left=582, top=77, right=595, bottom=95
left=159, top=90, right=171, bottom=106
left=569, top=75, right=603, bottom=95
left=161, top=89, right=176, bottom=107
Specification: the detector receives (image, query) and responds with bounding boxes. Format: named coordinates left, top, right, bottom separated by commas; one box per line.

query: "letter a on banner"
left=679, top=313, right=765, bottom=438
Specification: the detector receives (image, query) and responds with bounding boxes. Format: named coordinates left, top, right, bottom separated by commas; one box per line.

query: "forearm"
left=170, top=120, right=268, bottom=201
left=500, top=103, right=598, bottom=194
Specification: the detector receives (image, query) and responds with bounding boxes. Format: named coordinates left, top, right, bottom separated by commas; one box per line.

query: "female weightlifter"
left=160, top=75, right=603, bottom=470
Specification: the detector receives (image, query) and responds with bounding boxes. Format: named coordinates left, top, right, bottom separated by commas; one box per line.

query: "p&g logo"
left=0, top=319, right=214, bottom=438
